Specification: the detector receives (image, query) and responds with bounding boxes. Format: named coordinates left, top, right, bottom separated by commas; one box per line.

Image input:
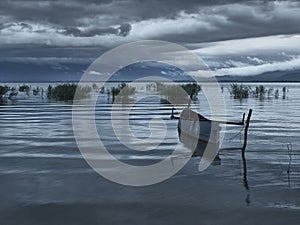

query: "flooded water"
left=0, top=82, right=300, bottom=224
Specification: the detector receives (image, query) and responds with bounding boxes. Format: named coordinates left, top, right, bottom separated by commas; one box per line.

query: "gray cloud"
left=138, top=2, right=300, bottom=44
left=0, top=0, right=300, bottom=79
left=0, top=0, right=245, bottom=26
left=214, top=56, right=300, bottom=76
left=0, top=22, right=32, bottom=32
left=60, top=23, right=131, bottom=37
left=118, top=23, right=131, bottom=36
left=1, top=1, right=299, bottom=42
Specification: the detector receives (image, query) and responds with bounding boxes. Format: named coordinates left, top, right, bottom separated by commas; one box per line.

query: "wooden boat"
left=172, top=108, right=220, bottom=157
left=170, top=93, right=252, bottom=158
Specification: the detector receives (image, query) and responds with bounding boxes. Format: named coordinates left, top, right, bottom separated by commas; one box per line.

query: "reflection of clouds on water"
left=1, top=82, right=300, bottom=206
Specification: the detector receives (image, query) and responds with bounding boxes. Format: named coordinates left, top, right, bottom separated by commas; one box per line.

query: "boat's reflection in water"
left=172, top=102, right=253, bottom=206
left=180, top=130, right=251, bottom=205
left=177, top=127, right=221, bottom=163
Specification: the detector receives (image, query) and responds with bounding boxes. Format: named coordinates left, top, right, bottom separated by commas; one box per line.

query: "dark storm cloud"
left=118, top=23, right=131, bottom=37
left=0, top=0, right=89, bottom=26
left=134, top=1, right=300, bottom=44
left=60, top=23, right=131, bottom=37
left=1, top=0, right=299, bottom=43
left=0, top=1, right=298, bottom=36
left=0, top=22, right=32, bottom=32
left=0, top=0, right=273, bottom=27
left=1, top=0, right=300, bottom=80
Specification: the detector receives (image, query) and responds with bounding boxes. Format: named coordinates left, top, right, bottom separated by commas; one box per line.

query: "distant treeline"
left=1, top=83, right=137, bottom=104
left=2, top=82, right=289, bottom=105
left=2, top=82, right=202, bottom=104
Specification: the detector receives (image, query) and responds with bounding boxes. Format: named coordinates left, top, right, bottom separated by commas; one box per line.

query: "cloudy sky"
left=0, top=0, right=300, bottom=81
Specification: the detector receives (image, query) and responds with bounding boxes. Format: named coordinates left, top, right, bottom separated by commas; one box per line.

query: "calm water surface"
left=1, top=82, right=300, bottom=214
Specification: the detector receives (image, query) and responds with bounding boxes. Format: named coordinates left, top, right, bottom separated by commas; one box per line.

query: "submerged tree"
left=157, top=82, right=201, bottom=104
left=181, top=83, right=201, bottom=96
left=274, top=89, right=279, bottom=99
left=47, top=84, right=91, bottom=101
left=19, top=84, right=30, bottom=96
left=229, top=83, right=287, bottom=100
left=0, top=85, right=9, bottom=96
left=110, top=82, right=136, bottom=103
left=0, top=85, right=18, bottom=103
left=32, top=86, right=40, bottom=96
left=282, top=86, right=287, bottom=99
left=254, top=85, right=266, bottom=99
left=229, top=84, right=250, bottom=99
left=47, top=85, right=53, bottom=99
left=8, top=87, right=18, bottom=100
left=0, top=85, right=10, bottom=104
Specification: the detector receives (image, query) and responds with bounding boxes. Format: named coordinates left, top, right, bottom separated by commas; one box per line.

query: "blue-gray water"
left=1, top=82, right=300, bottom=224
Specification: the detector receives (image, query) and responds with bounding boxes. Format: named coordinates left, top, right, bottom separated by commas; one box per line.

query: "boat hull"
left=177, top=108, right=220, bottom=157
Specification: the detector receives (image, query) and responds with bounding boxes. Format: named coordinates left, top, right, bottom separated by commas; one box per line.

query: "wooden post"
left=242, top=109, right=252, bottom=157
left=242, top=113, right=245, bottom=124
left=187, top=90, right=195, bottom=108
left=170, top=107, right=180, bottom=120
left=187, top=93, right=193, bottom=108
left=170, top=107, right=175, bottom=119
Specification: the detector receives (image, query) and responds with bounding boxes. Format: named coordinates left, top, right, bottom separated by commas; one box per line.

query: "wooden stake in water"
left=242, top=109, right=253, bottom=157
left=187, top=92, right=194, bottom=108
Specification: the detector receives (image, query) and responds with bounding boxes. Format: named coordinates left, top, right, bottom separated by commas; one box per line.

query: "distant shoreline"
left=1, top=80, right=300, bottom=84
